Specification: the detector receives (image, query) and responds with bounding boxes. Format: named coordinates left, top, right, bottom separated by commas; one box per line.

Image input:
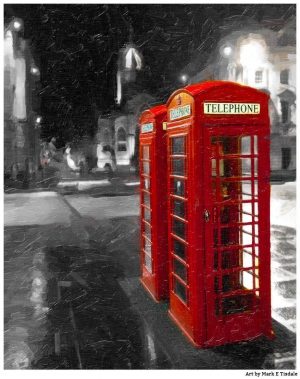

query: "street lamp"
left=30, top=65, right=40, bottom=75
left=180, top=74, right=188, bottom=84
left=223, top=46, right=232, bottom=57
left=220, top=43, right=233, bottom=58
left=11, top=18, right=23, bottom=32
left=35, top=115, right=42, bottom=129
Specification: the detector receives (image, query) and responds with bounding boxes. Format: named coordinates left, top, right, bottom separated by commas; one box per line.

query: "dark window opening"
left=173, top=179, right=185, bottom=197
left=280, top=69, right=289, bottom=85
left=174, top=279, right=187, bottom=303
left=255, top=70, right=263, bottom=83
left=173, top=218, right=185, bottom=239
left=174, top=259, right=187, bottom=282
left=173, top=239, right=186, bottom=260
left=172, top=136, right=185, bottom=154
left=280, top=100, right=289, bottom=123
left=282, top=148, right=291, bottom=169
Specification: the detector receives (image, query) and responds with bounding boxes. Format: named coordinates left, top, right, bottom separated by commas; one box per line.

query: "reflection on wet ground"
left=4, top=222, right=171, bottom=369
left=4, top=212, right=296, bottom=369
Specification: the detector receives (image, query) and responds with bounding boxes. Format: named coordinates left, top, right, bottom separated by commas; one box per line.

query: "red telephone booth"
left=165, top=81, right=273, bottom=347
left=139, top=105, right=168, bottom=301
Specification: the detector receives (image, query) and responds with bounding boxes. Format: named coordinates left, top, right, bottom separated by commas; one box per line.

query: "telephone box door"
left=203, top=127, right=271, bottom=346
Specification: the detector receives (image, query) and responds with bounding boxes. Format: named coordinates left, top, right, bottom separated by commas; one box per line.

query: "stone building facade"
left=4, top=19, right=41, bottom=179
left=187, top=17, right=296, bottom=180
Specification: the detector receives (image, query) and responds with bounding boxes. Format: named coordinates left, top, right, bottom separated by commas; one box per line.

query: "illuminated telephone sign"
left=139, top=105, right=169, bottom=301
left=165, top=81, right=273, bottom=347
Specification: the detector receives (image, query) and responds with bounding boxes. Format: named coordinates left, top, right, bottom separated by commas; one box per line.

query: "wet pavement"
left=4, top=187, right=297, bottom=370
left=4, top=224, right=151, bottom=369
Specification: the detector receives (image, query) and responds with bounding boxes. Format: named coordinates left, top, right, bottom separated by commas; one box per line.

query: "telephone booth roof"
left=139, top=104, right=167, bottom=124
left=166, top=80, right=269, bottom=105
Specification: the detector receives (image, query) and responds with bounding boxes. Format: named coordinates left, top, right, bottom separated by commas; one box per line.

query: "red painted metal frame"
left=139, top=105, right=168, bottom=301
left=165, top=81, right=273, bottom=347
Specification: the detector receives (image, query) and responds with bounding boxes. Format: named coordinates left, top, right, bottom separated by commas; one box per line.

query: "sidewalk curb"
left=57, top=193, right=84, bottom=220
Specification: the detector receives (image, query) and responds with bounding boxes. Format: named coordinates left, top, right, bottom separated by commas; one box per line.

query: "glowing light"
left=125, top=47, right=142, bottom=70
left=116, top=71, right=122, bottom=105
left=13, top=58, right=26, bottom=119
left=239, top=40, right=267, bottom=68
left=181, top=74, right=188, bottom=83
left=30, top=66, right=39, bottom=75
left=36, top=116, right=42, bottom=124
left=13, top=20, right=22, bottom=31
left=223, top=46, right=232, bottom=56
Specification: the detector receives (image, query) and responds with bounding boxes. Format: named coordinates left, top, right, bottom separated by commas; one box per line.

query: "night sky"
left=4, top=4, right=295, bottom=145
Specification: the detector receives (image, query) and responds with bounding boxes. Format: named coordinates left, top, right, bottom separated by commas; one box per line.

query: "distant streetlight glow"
left=180, top=74, right=188, bottom=83
left=36, top=116, right=42, bottom=124
left=12, top=19, right=22, bottom=31
left=31, top=66, right=39, bottom=75
left=223, top=46, right=232, bottom=56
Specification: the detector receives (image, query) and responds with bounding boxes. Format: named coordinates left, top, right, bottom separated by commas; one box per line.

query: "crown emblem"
left=176, top=95, right=182, bottom=106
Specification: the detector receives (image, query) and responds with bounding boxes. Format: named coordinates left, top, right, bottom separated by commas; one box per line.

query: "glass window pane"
left=143, top=145, right=149, bottom=160
left=221, top=228, right=230, bottom=245
left=242, top=181, right=253, bottom=200
left=212, top=136, right=240, bottom=155
left=242, top=270, right=254, bottom=290
left=172, top=136, right=185, bottom=154
left=143, top=207, right=151, bottom=223
left=241, top=229, right=252, bottom=246
left=144, top=222, right=151, bottom=241
left=173, top=199, right=185, bottom=218
left=241, top=136, right=251, bottom=155
left=220, top=158, right=253, bottom=177
left=243, top=224, right=252, bottom=235
left=171, top=158, right=185, bottom=176
left=243, top=250, right=252, bottom=268
left=144, top=253, right=152, bottom=273
left=241, top=158, right=252, bottom=176
left=222, top=294, right=253, bottom=315
left=220, top=205, right=239, bottom=224
left=242, top=211, right=252, bottom=223
left=254, top=136, right=258, bottom=154
left=143, top=161, right=150, bottom=175
left=144, top=237, right=151, bottom=255
left=222, top=249, right=240, bottom=269
left=172, top=178, right=185, bottom=197
left=174, top=258, right=187, bottom=282
left=173, top=238, right=186, bottom=260
left=174, top=279, right=187, bottom=303
left=173, top=218, right=185, bottom=239
left=144, top=177, right=150, bottom=191
left=222, top=274, right=239, bottom=292
left=143, top=192, right=150, bottom=207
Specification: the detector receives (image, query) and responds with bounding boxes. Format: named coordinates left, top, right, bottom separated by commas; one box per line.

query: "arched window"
left=117, top=127, right=127, bottom=152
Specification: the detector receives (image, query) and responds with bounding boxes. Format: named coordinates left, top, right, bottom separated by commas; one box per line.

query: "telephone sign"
left=203, top=102, right=260, bottom=114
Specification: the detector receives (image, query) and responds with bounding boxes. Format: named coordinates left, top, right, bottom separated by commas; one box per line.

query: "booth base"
left=140, top=278, right=161, bottom=303
left=168, top=309, right=203, bottom=348
left=119, top=277, right=295, bottom=369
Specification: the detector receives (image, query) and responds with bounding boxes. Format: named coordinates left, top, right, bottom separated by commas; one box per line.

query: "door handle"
left=204, top=209, right=210, bottom=222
